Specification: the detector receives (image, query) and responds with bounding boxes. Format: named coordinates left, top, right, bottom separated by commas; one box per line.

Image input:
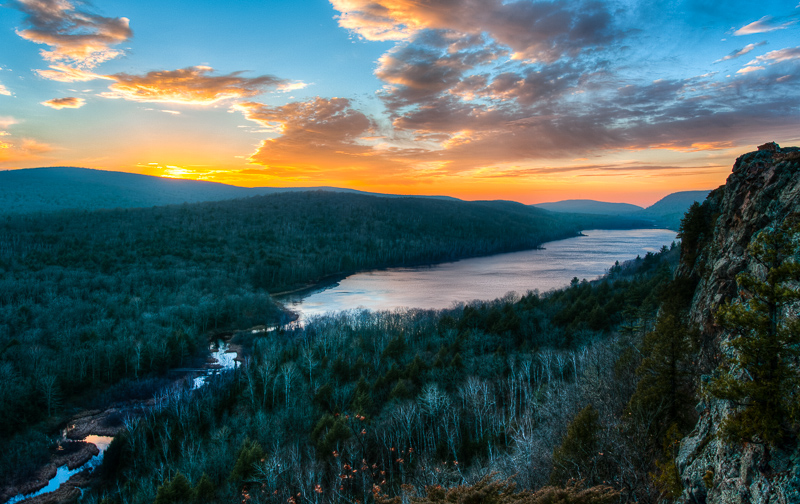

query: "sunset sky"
left=1, top=0, right=799, bottom=205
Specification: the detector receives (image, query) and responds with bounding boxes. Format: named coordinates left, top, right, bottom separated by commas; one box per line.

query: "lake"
left=278, top=228, right=678, bottom=319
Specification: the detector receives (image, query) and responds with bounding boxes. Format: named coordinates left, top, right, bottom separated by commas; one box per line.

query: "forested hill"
left=0, top=167, right=457, bottom=215
left=1, top=191, right=647, bottom=294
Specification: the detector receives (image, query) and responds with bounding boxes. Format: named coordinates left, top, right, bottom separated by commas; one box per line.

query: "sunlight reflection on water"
left=280, top=229, right=677, bottom=320
left=4, top=436, right=113, bottom=504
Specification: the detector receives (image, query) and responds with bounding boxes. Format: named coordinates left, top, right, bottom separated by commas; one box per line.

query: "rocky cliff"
left=674, top=143, right=800, bottom=504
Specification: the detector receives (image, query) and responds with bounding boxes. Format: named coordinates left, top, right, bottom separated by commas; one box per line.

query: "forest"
left=0, top=191, right=648, bottom=489
left=83, top=243, right=690, bottom=504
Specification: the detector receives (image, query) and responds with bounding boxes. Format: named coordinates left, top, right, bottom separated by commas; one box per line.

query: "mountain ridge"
left=533, top=190, right=712, bottom=230
left=0, top=166, right=458, bottom=215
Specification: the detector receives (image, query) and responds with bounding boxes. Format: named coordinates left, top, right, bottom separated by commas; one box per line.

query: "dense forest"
left=0, top=191, right=648, bottom=488
left=83, top=244, right=686, bottom=504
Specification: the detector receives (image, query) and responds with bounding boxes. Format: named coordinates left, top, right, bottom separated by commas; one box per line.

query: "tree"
left=193, top=473, right=215, bottom=502
left=154, top=472, right=194, bottom=504
left=708, top=221, right=800, bottom=445
left=550, top=404, right=601, bottom=485
left=628, top=313, right=698, bottom=440
left=229, top=438, right=265, bottom=483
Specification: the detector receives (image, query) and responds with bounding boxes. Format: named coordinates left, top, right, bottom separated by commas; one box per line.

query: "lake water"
left=279, top=229, right=678, bottom=320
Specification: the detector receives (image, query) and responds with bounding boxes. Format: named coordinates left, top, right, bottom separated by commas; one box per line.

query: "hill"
left=533, top=190, right=712, bottom=230
left=0, top=167, right=456, bottom=214
left=638, top=190, right=711, bottom=229
left=534, top=199, right=643, bottom=215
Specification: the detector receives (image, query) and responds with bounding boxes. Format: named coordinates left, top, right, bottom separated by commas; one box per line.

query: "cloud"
left=12, top=0, right=132, bottom=68
left=35, top=64, right=111, bottom=82
left=233, top=97, right=400, bottom=177
left=375, top=34, right=505, bottom=109
left=0, top=83, right=10, bottom=96
left=330, top=0, right=618, bottom=62
left=0, top=117, right=18, bottom=129
left=734, top=15, right=796, bottom=35
left=0, top=137, right=54, bottom=164
left=229, top=57, right=800, bottom=183
left=738, top=46, right=800, bottom=74
left=100, top=66, right=301, bottom=105
left=736, top=65, right=764, bottom=74
left=41, top=96, right=85, bottom=109
left=714, top=41, right=766, bottom=62
left=747, top=46, right=800, bottom=65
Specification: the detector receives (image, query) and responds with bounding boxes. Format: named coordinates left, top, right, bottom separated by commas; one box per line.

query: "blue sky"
left=1, top=0, right=798, bottom=204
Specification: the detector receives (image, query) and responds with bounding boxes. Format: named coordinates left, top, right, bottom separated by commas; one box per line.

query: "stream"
left=4, top=341, right=238, bottom=504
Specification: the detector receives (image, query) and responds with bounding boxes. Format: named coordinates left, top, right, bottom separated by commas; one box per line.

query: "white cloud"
left=734, top=15, right=796, bottom=35
left=0, top=117, right=18, bottom=129
left=714, top=42, right=766, bottom=63
left=736, top=65, right=764, bottom=74
left=747, top=46, right=800, bottom=64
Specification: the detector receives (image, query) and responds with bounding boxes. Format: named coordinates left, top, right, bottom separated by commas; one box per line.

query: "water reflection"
left=192, top=340, right=239, bottom=389
left=4, top=436, right=113, bottom=504
left=280, top=229, right=677, bottom=320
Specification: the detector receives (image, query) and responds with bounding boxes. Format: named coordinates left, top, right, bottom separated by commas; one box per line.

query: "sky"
left=1, top=0, right=799, bottom=206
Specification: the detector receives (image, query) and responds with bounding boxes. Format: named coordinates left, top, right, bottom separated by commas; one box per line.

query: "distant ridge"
left=534, top=199, right=643, bottom=215
left=533, top=190, right=712, bottom=230
left=639, top=190, right=711, bottom=217
left=0, top=167, right=457, bottom=214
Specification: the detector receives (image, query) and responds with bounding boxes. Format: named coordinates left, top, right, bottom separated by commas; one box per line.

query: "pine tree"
left=229, top=438, right=265, bottom=482
left=628, top=313, right=698, bottom=440
left=708, top=221, right=800, bottom=445
left=550, top=405, right=601, bottom=485
left=194, top=473, right=215, bottom=502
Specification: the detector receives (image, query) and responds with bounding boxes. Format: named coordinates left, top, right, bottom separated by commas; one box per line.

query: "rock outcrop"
left=674, top=144, right=800, bottom=504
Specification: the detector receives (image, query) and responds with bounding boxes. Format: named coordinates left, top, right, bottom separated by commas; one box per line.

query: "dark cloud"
left=331, top=0, right=619, bottom=62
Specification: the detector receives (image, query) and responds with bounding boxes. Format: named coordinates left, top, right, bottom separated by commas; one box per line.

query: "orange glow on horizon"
left=128, top=158, right=729, bottom=208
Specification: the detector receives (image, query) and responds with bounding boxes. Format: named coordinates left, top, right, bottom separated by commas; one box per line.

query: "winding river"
left=278, top=228, right=678, bottom=320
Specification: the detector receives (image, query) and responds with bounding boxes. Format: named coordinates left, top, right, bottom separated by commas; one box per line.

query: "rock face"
left=674, top=144, right=800, bottom=504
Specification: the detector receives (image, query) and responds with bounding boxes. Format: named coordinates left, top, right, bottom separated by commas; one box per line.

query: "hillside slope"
left=533, top=191, right=711, bottom=230
left=673, top=144, right=800, bottom=503
left=0, top=167, right=456, bottom=214
left=639, top=190, right=711, bottom=230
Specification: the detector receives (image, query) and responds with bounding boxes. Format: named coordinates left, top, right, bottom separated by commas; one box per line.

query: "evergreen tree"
left=628, top=313, right=698, bottom=440
left=154, top=472, right=194, bottom=504
left=708, top=221, right=800, bottom=445
left=194, top=473, right=215, bottom=503
left=550, top=405, right=601, bottom=485
left=229, top=439, right=265, bottom=483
